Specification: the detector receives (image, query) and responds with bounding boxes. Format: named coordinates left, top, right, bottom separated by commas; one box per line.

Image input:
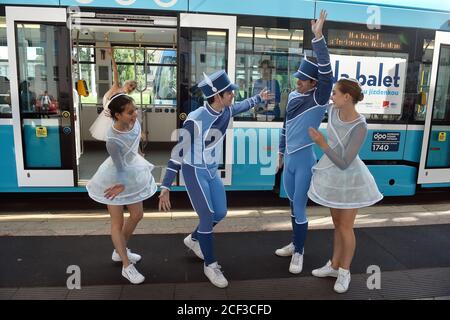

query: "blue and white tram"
left=0, top=0, right=449, bottom=197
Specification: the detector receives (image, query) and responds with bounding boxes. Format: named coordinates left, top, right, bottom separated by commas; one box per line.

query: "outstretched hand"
left=311, top=10, right=327, bottom=39
left=259, top=88, right=274, bottom=102
left=158, top=188, right=171, bottom=212
left=104, top=184, right=125, bottom=200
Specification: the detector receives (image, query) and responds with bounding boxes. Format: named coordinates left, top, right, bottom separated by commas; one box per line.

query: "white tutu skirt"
left=89, top=111, right=113, bottom=141
left=308, top=156, right=383, bottom=209
left=86, top=155, right=157, bottom=205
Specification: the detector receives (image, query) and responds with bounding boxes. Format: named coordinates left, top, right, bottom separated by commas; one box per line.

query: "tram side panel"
left=276, top=127, right=418, bottom=197
left=0, top=123, right=18, bottom=190
left=231, top=127, right=280, bottom=190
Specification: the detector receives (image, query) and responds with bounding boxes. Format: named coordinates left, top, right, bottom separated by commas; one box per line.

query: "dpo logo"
left=373, top=133, right=387, bottom=141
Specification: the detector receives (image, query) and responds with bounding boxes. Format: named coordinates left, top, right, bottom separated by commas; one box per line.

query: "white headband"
left=105, top=93, right=128, bottom=109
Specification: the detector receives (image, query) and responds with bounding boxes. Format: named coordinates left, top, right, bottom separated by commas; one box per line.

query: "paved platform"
left=1, top=202, right=450, bottom=236
left=1, top=223, right=450, bottom=299
left=1, top=197, right=450, bottom=300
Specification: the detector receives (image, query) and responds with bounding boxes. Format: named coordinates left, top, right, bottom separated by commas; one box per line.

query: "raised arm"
left=110, top=47, right=120, bottom=88
left=311, top=10, right=333, bottom=106
left=231, top=88, right=270, bottom=116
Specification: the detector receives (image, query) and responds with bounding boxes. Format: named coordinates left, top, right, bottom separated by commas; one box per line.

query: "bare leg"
left=108, top=204, right=130, bottom=267
left=123, top=201, right=144, bottom=243
left=330, top=208, right=342, bottom=269
left=334, top=208, right=358, bottom=270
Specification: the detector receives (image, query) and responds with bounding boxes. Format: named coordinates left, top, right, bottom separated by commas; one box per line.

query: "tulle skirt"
left=86, top=154, right=157, bottom=205
left=89, top=111, right=113, bottom=141
left=308, top=156, right=383, bottom=209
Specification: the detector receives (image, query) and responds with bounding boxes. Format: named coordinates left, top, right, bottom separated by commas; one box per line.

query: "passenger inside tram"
left=252, top=59, right=281, bottom=121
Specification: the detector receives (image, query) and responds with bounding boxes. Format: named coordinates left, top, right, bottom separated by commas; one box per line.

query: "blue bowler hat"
left=198, top=70, right=239, bottom=98
left=293, top=57, right=318, bottom=81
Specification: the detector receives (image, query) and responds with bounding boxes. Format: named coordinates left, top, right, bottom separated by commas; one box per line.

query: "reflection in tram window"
left=431, top=45, right=450, bottom=122
left=15, top=22, right=69, bottom=169
left=0, top=17, right=11, bottom=118
left=414, top=39, right=434, bottom=121
left=235, top=24, right=304, bottom=122
left=16, top=24, right=61, bottom=118
left=425, top=45, right=450, bottom=169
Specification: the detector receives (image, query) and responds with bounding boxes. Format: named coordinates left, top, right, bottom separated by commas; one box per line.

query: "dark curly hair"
left=107, top=93, right=135, bottom=120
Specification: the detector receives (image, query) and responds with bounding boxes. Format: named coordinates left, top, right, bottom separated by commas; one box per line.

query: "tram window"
left=112, top=48, right=177, bottom=106
left=149, top=49, right=177, bottom=106
left=114, top=48, right=148, bottom=105
left=235, top=25, right=304, bottom=122
left=0, top=17, right=11, bottom=118
left=114, top=48, right=144, bottom=64
left=154, top=65, right=177, bottom=103
left=431, top=45, right=450, bottom=122
left=74, top=46, right=96, bottom=104
left=15, top=24, right=62, bottom=119
left=414, top=39, right=434, bottom=121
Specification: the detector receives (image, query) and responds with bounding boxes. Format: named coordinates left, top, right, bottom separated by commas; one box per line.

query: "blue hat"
left=293, top=57, right=318, bottom=81
left=198, top=70, right=239, bottom=98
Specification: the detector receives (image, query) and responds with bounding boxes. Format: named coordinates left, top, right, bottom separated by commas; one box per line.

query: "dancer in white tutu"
left=87, top=93, right=157, bottom=284
left=89, top=45, right=137, bottom=141
left=307, top=78, right=383, bottom=293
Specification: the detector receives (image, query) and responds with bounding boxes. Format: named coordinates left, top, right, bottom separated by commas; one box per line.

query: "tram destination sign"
left=328, top=29, right=403, bottom=50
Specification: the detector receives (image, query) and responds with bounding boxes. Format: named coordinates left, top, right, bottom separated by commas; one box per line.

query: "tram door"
left=418, top=31, right=450, bottom=184
left=6, top=7, right=76, bottom=187
left=178, top=13, right=237, bottom=185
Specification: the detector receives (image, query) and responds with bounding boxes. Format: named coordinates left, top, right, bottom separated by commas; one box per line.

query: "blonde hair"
left=124, top=80, right=138, bottom=91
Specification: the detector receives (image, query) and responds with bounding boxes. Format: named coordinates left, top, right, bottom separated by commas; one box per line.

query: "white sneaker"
left=334, top=268, right=351, bottom=293
left=275, top=242, right=295, bottom=257
left=183, top=234, right=204, bottom=260
left=289, top=252, right=303, bottom=274
left=312, top=260, right=339, bottom=278
left=204, top=262, right=228, bottom=288
left=112, top=248, right=142, bottom=263
left=121, top=264, right=145, bottom=284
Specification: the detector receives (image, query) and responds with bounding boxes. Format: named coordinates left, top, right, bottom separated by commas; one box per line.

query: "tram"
left=0, top=0, right=449, bottom=198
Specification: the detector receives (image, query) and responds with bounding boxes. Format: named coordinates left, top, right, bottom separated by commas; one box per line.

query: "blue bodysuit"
left=161, top=94, right=263, bottom=265
left=279, top=36, right=333, bottom=254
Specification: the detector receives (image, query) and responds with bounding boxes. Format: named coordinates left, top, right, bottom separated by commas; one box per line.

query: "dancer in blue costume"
left=274, top=10, right=334, bottom=274
left=159, top=70, right=270, bottom=288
